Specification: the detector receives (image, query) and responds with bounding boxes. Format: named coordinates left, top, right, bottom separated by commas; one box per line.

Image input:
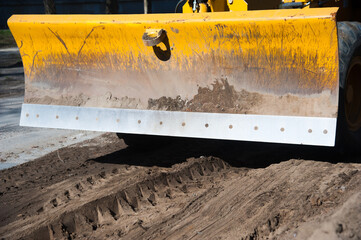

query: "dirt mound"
left=1, top=134, right=361, bottom=239
left=289, top=192, right=361, bottom=240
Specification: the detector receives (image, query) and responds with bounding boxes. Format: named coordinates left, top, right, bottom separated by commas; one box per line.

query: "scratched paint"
left=8, top=8, right=339, bottom=117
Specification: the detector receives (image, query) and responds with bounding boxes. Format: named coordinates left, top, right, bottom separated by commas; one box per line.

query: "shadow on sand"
left=92, top=135, right=361, bottom=169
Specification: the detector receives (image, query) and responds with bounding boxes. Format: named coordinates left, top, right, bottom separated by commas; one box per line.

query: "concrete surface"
left=0, top=47, right=102, bottom=170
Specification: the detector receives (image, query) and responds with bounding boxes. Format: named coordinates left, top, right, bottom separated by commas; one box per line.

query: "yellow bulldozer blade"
left=8, top=8, right=339, bottom=146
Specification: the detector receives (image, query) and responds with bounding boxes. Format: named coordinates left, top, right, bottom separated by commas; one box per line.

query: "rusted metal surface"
left=8, top=8, right=339, bottom=118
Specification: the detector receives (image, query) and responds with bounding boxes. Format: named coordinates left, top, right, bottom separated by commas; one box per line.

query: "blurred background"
left=0, top=0, right=287, bottom=30
left=0, top=0, right=182, bottom=29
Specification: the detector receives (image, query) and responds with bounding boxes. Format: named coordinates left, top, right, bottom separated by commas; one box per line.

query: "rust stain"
left=331, top=12, right=337, bottom=20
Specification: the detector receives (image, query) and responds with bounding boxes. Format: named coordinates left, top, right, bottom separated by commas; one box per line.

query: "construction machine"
left=7, top=0, right=361, bottom=147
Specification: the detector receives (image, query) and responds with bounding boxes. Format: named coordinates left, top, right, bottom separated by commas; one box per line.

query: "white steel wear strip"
left=20, top=104, right=337, bottom=146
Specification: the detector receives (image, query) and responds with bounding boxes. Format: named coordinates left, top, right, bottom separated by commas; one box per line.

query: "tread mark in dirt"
left=22, top=157, right=230, bottom=239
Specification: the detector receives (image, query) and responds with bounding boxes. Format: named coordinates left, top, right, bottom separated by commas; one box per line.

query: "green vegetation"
left=0, top=30, right=17, bottom=49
